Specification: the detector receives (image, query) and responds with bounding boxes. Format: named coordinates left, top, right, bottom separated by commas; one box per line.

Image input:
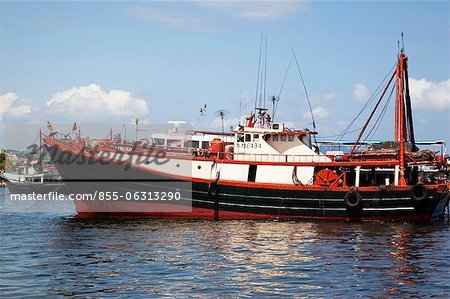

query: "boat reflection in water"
left=29, top=218, right=446, bottom=297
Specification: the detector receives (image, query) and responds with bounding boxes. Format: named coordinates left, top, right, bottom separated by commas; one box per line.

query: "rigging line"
left=349, top=70, right=396, bottom=155
left=335, top=87, right=382, bottom=141
left=356, top=84, right=395, bottom=152
left=291, top=47, right=317, bottom=145
left=274, top=58, right=292, bottom=120
left=254, top=33, right=264, bottom=111
left=335, top=88, right=383, bottom=142
left=263, top=35, right=268, bottom=109
left=337, top=61, right=396, bottom=140
left=366, top=84, right=395, bottom=142
left=335, top=62, right=397, bottom=142
left=319, top=127, right=364, bottom=138
left=336, top=62, right=396, bottom=141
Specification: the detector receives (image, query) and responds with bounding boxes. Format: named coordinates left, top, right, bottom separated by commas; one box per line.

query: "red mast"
left=396, top=51, right=407, bottom=186
left=349, top=45, right=409, bottom=187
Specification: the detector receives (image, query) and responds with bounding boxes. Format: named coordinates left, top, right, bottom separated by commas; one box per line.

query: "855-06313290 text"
left=9, top=191, right=182, bottom=201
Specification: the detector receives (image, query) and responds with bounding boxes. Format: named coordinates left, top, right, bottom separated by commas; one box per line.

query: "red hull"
left=76, top=205, right=433, bottom=222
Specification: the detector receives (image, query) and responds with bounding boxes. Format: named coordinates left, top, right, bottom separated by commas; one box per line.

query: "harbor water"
left=1, top=189, right=449, bottom=298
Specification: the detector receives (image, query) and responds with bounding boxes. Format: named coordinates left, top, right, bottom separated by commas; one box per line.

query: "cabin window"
left=281, top=135, right=287, bottom=141
left=167, top=139, right=181, bottom=147
left=154, top=138, right=165, bottom=146
left=288, top=135, right=294, bottom=141
left=273, top=134, right=279, bottom=141
left=186, top=140, right=199, bottom=148
left=245, top=134, right=251, bottom=142
left=272, top=123, right=280, bottom=130
left=263, top=134, right=270, bottom=141
left=201, top=141, right=209, bottom=149
left=237, top=133, right=244, bottom=142
left=253, top=134, right=259, bottom=140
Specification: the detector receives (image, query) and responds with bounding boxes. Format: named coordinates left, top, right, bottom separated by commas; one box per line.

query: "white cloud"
left=46, top=84, right=149, bottom=122
left=303, top=106, right=329, bottom=119
left=323, top=92, right=338, bottom=101
left=409, top=78, right=450, bottom=111
left=352, top=83, right=370, bottom=101
left=130, top=5, right=210, bottom=32
left=0, top=92, right=33, bottom=121
left=130, top=1, right=308, bottom=32
left=197, top=1, right=308, bottom=20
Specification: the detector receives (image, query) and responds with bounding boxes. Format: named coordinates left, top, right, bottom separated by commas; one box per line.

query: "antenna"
left=121, top=124, right=127, bottom=142
left=263, top=35, right=268, bottom=109
left=194, top=104, right=207, bottom=128
left=291, top=47, right=317, bottom=148
left=269, top=96, right=279, bottom=121
left=215, top=109, right=229, bottom=133
left=135, top=118, right=139, bottom=141
left=239, top=95, right=242, bottom=125
left=254, top=33, right=264, bottom=112
left=401, top=32, right=405, bottom=53
left=275, top=58, right=292, bottom=121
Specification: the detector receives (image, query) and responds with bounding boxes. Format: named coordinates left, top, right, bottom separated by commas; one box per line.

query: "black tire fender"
left=410, top=184, right=428, bottom=203
left=344, top=190, right=363, bottom=211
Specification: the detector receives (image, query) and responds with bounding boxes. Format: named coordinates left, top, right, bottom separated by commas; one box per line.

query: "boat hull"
left=73, top=183, right=448, bottom=222
left=45, top=141, right=449, bottom=222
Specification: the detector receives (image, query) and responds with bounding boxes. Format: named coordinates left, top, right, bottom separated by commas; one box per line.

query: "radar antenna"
left=269, top=96, right=279, bottom=122
left=194, top=104, right=207, bottom=128
left=215, top=109, right=229, bottom=133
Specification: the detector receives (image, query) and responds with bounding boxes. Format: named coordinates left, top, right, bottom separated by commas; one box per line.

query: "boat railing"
left=233, top=153, right=331, bottom=163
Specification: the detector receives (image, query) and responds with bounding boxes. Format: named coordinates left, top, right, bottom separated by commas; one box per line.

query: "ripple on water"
left=0, top=200, right=449, bottom=298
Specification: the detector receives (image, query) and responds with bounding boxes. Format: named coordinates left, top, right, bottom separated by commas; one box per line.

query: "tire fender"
left=344, top=190, right=363, bottom=211
left=410, top=184, right=428, bottom=203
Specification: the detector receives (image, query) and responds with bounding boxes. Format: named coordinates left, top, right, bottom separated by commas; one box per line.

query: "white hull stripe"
left=194, top=190, right=412, bottom=202
left=191, top=198, right=415, bottom=211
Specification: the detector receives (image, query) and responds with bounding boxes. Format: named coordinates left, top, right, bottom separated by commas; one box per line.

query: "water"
left=1, top=189, right=449, bottom=298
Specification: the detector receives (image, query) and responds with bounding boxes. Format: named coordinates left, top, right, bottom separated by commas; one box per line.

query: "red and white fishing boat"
left=44, top=49, right=449, bottom=222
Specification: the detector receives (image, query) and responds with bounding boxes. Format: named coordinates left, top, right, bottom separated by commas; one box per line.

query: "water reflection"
left=1, top=214, right=449, bottom=298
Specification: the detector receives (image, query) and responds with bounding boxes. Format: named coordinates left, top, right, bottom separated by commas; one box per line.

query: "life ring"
left=344, top=190, right=363, bottom=212
left=208, top=182, right=219, bottom=198
left=410, top=184, right=428, bottom=203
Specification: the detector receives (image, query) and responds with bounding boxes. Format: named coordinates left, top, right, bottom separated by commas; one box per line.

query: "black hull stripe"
left=194, top=189, right=412, bottom=201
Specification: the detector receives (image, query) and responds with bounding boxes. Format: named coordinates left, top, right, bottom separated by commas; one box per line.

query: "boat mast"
left=402, top=50, right=417, bottom=150
left=39, top=127, right=42, bottom=163
left=396, top=48, right=407, bottom=186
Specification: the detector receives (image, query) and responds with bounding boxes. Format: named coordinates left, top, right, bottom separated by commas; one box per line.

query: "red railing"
left=233, top=153, right=331, bottom=163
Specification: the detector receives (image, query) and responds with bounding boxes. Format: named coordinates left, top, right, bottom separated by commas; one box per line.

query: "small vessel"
left=43, top=48, right=449, bottom=222
left=3, top=156, right=63, bottom=194
left=3, top=134, right=63, bottom=194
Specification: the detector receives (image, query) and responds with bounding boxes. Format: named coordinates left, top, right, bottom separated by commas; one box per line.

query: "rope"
left=335, top=62, right=397, bottom=142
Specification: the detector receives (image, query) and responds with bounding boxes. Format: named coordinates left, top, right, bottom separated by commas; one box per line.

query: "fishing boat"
left=43, top=48, right=449, bottom=222
left=3, top=131, right=64, bottom=195
left=3, top=155, right=63, bottom=194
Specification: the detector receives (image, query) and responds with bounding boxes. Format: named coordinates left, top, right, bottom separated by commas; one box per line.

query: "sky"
left=1, top=0, right=449, bottom=146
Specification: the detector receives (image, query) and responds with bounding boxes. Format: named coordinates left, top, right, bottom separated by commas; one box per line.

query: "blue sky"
left=1, top=1, right=449, bottom=144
